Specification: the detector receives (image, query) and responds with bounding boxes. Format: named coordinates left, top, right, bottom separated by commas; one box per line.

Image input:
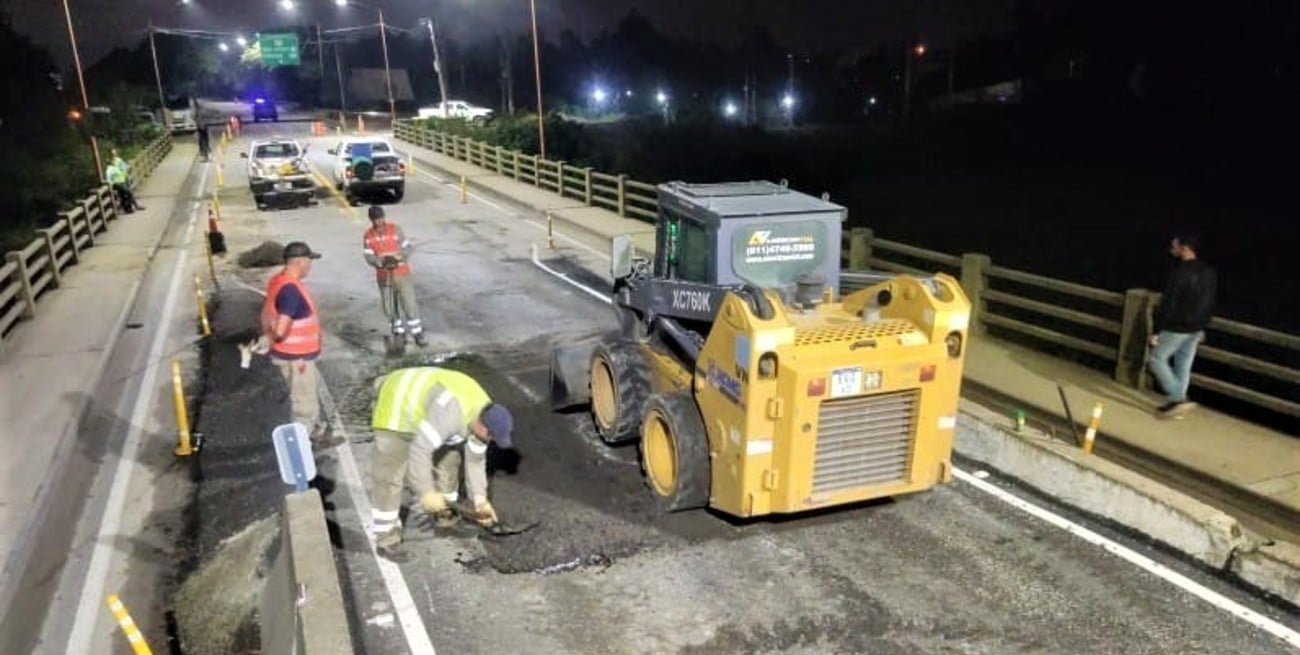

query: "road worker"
left=363, top=205, right=428, bottom=347
left=261, top=241, right=338, bottom=448
left=105, top=148, right=143, bottom=213
left=369, top=366, right=514, bottom=554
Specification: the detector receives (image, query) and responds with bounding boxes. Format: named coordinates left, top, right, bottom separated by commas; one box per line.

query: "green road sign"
left=259, top=33, right=300, bottom=68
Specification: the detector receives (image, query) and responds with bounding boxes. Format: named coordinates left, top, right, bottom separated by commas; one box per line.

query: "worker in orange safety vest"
left=363, top=205, right=428, bottom=347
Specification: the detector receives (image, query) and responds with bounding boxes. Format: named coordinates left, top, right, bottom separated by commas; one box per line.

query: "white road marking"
left=411, top=167, right=610, bottom=260
left=527, top=245, right=1300, bottom=650
left=67, top=165, right=209, bottom=654
left=953, top=468, right=1300, bottom=650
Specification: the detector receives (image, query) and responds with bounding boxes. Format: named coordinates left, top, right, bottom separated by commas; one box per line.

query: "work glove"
left=381, top=255, right=401, bottom=270
left=238, top=336, right=272, bottom=369
left=471, top=499, right=499, bottom=527
left=419, top=492, right=458, bottom=528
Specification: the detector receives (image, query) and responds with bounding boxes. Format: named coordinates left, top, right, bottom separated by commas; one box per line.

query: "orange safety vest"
left=262, top=272, right=322, bottom=358
left=364, top=223, right=411, bottom=280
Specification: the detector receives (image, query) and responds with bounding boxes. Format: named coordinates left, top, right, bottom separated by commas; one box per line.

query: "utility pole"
left=423, top=18, right=449, bottom=116
left=529, top=0, right=547, bottom=159
left=378, top=8, right=395, bottom=122
left=334, top=44, right=348, bottom=112
left=62, top=0, right=103, bottom=182
left=148, top=22, right=170, bottom=131
left=498, top=34, right=515, bottom=115
left=316, top=24, right=325, bottom=104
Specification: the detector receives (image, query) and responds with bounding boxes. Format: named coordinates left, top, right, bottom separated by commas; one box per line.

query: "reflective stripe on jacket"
left=261, top=272, right=321, bottom=358
left=371, top=367, right=491, bottom=435
left=364, top=223, right=411, bottom=280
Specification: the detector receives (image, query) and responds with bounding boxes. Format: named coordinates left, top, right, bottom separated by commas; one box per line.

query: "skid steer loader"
left=550, top=181, right=971, bottom=518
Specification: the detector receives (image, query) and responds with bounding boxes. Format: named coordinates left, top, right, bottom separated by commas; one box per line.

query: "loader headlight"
left=945, top=331, right=963, bottom=359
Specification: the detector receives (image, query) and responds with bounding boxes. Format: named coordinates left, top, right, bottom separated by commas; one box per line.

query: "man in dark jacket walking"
left=1148, top=233, right=1216, bottom=418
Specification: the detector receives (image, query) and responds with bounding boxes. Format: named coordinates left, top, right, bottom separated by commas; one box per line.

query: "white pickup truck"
left=417, top=100, right=494, bottom=122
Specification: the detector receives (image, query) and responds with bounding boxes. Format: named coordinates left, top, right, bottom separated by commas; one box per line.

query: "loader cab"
left=655, top=180, right=846, bottom=301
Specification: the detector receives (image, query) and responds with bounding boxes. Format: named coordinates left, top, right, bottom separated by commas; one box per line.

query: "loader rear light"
left=920, top=365, right=936, bottom=382
left=758, top=352, right=778, bottom=380
left=945, top=331, right=963, bottom=358
left=807, top=378, right=826, bottom=396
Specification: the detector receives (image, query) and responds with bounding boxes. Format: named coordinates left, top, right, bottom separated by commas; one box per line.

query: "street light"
left=236, top=35, right=248, bottom=47
left=332, top=0, right=395, bottom=123
left=591, top=86, right=607, bottom=105
left=219, top=41, right=229, bottom=52
left=724, top=101, right=738, bottom=118
left=59, top=0, right=103, bottom=182
left=656, top=90, right=667, bottom=105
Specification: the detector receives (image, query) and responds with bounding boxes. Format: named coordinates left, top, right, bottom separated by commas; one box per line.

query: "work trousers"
left=272, top=357, right=323, bottom=432
left=370, top=429, right=464, bottom=536
left=1148, top=330, right=1203, bottom=403
left=113, top=183, right=140, bottom=213
left=378, top=275, right=423, bottom=336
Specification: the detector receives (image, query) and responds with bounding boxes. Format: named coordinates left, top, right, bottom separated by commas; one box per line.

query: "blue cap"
left=481, top=404, right=513, bottom=449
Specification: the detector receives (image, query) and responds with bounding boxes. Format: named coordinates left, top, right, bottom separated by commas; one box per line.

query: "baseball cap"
left=283, top=241, right=322, bottom=261
left=368, top=205, right=385, bottom=220
left=481, top=404, right=514, bottom=449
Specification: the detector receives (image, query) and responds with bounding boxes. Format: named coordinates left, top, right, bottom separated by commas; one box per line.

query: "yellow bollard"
left=547, top=210, right=555, bottom=249
left=460, top=175, right=468, bottom=203
left=215, top=163, right=224, bottom=188
left=1082, top=401, right=1103, bottom=454
left=408, top=153, right=415, bottom=175
left=106, top=593, right=155, bottom=655
left=211, top=192, right=221, bottom=220
left=203, top=234, right=219, bottom=289
left=195, top=276, right=211, bottom=337
left=172, top=361, right=193, bottom=456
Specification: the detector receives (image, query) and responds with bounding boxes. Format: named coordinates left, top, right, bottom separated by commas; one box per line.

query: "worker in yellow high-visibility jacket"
left=369, top=367, right=514, bottom=555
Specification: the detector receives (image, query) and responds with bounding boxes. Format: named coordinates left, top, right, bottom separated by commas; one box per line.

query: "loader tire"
left=589, top=341, right=650, bottom=445
left=640, top=392, right=710, bottom=512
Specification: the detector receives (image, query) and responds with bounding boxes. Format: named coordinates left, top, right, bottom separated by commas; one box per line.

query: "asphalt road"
left=193, top=119, right=1299, bottom=655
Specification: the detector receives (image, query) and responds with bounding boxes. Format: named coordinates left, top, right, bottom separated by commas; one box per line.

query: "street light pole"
left=377, top=7, right=395, bottom=123
left=148, top=22, right=171, bottom=131
left=334, top=42, right=348, bottom=112
left=528, top=0, right=546, bottom=159
left=60, top=0, right=103, bottom=183
left=423, top=18, right=449, bottom=116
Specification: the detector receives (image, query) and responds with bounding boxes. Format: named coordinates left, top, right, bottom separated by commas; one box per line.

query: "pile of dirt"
left=238, top=241, right=285, bottom=268
left=173, top=517, right=278, bottom=655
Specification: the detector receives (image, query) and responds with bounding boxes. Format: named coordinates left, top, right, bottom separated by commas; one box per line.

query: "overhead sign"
left=258, top=33, right=300, bottom=68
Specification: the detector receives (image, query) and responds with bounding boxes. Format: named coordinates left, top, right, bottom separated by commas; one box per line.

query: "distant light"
left=255, top=98, right=266, bottom=104
left=236, top=36, right=248, bottom=46
left=219, top=42, right=229, bottom=52
left=869, top=96, right=878, bottom=106
left=781, top=94, right=795, bottom=109
left=279, top=0, right=295, bottom=10
left=914, top=44, right=927, bottom=57
left=656, top=91, right=667, bottom=105
left=335, top=0, right=348, bottom=5
left=591, top=87, right=607, bottom=104
left=68, top=108, right=83, bottom=121
left=724, top=102, right=738, bottom=117
left=624, top=89, right=633, bottom=97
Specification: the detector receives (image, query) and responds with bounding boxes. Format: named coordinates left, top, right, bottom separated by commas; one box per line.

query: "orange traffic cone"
left=207, top=206, right=227, bottom=255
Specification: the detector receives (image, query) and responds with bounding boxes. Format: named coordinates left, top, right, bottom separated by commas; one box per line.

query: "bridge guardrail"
left=393, top=120, right=1298, bottom=422
left=0, top=133, right=172, bottom=348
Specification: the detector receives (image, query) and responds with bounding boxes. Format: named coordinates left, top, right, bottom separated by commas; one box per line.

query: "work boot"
left=374, top=527, right=403, bottom=558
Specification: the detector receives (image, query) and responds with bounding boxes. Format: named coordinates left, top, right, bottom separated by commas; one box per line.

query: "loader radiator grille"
left=795, top=320, right=915, bottom=346
left=812, top=389, right=919, bottom=493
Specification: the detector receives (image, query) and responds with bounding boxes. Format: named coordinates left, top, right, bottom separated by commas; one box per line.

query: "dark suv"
left=252, top=97, right=278, bottom=122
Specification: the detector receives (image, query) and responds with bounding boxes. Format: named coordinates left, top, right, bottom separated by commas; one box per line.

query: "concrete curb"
left=956, top=399, right=1248, bottom=568
left=262, top=490, right=353, bottom=655
left=1233, top=540, right=1300, bottom=607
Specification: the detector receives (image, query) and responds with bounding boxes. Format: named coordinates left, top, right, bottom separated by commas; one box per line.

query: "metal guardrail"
left=0, top=133, right=172, bottom=347
left=393, top=120, right=1298, bottom=420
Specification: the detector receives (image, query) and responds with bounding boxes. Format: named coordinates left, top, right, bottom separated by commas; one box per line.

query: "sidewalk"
left=395, top=134, right=1299, bottom=524
left=0, top=143, right=198, bottom=612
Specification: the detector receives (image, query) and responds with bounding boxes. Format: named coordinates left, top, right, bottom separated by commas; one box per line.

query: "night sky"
left=9, top=0, right=1017, bottom=67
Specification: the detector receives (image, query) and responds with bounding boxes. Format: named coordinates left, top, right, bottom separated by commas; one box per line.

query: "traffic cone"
left=207, top=206, right=227, bottom=255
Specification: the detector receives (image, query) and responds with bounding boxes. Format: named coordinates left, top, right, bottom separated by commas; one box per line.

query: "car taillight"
left=345, top=167, right=354, bottom=178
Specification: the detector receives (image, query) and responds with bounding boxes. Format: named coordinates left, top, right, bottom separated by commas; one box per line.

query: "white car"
left=417, top=100, right=494, bottom=122
left=242, top=139, right=317, bottom=208
left=328, top=137, right=406, bottom=203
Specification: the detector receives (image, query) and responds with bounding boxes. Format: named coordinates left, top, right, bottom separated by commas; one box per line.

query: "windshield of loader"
left=730, top=219, right=828, bottom=288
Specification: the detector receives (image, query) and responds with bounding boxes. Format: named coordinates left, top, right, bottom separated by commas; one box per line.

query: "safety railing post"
left=960, top=253, right=991, bottom=334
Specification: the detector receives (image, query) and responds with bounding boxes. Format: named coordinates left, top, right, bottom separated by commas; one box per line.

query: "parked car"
left=328, top=137, right=406, bottom=203
left=252, top=97, right=278, bottom=122
left=242, top=139, right=316, bottom=208
left=417, top=100, right=494, bottom=122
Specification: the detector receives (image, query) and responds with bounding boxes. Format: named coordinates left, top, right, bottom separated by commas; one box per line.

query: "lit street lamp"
left=236, top=35, right=248, bottom=47
left=60, top=0, right=103, bottom=182
left=219, top=41, right=229, bottom=52
left=903, top=40, right=926, bottom=122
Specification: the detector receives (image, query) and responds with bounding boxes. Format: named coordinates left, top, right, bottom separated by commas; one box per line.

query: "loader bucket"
left=549, top=343, right=596, bottom=410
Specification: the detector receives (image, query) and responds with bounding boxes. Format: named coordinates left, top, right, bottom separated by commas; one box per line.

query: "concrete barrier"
left=1233, top=540, right=1300, bottom=607
left=955, top=399, right=1248, bottom=569
left=261, top=489, right=353, bottom=655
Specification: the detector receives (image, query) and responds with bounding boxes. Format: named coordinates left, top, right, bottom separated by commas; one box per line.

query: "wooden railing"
left=0, top=133, right=172, bottom=347
left=393, top=121, right=1299, bottom=421
left=842, top=227, right=1300, bottom=419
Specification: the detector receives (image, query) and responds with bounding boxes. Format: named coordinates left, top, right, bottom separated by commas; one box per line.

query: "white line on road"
left=66, top=165, right=209, bottom=654
left=530, top=246, right=1300, bottom=651
left=412, top=167, right=610, bottom=261
left=952, top=468, right=1300, bottom=650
